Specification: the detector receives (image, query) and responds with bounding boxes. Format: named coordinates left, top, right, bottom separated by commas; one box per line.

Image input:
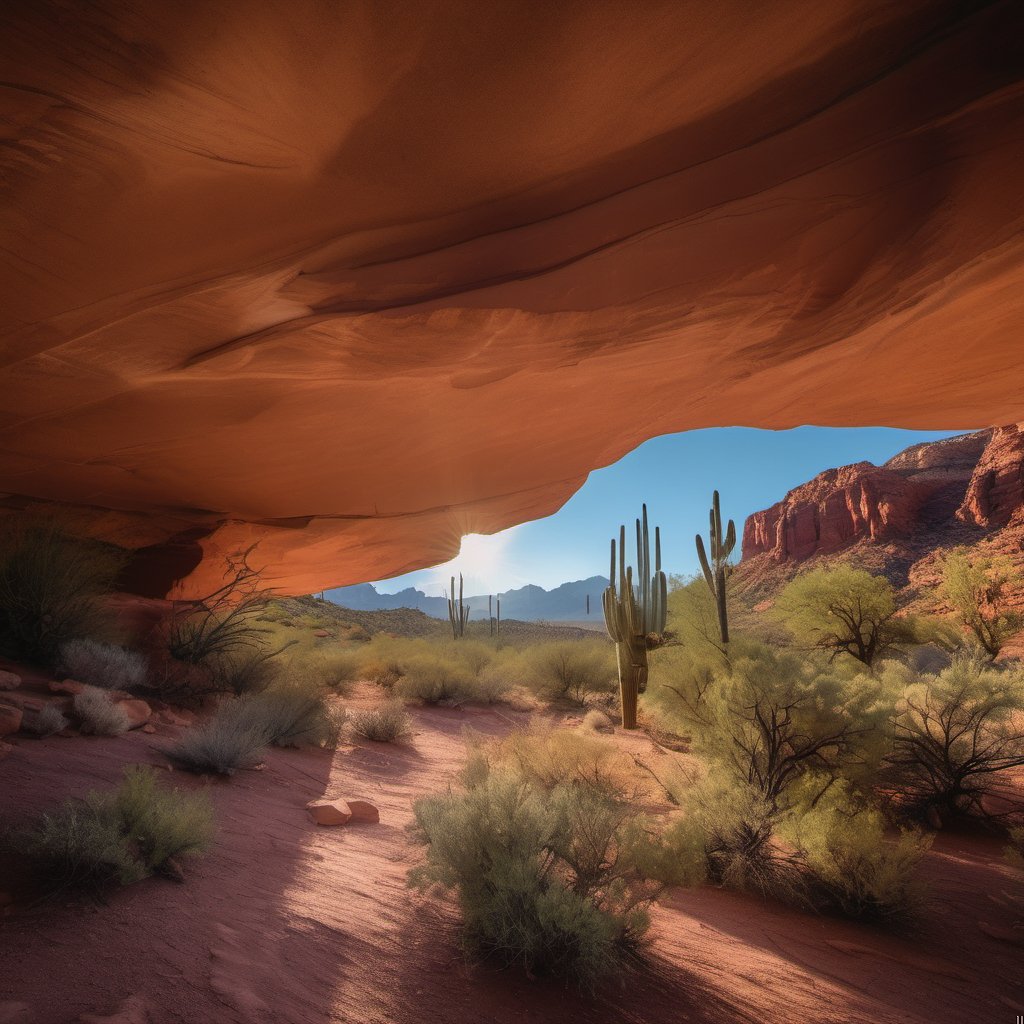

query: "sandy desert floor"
left=2, top=681, right=1022, bottom=1024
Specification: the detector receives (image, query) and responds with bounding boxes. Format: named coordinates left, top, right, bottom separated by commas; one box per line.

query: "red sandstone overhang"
left=1, top=1, right=1023, bottom=595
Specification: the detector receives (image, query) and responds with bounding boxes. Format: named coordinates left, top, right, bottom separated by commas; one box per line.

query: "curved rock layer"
left=1, top=1, right=1023, bottom=595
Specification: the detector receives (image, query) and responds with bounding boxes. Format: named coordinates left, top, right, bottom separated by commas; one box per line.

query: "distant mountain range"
left=326, top=576, right=609, bottom=622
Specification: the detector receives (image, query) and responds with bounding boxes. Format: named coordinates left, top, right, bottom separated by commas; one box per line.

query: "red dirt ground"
left=2, top=682, right=1022, bottom=1024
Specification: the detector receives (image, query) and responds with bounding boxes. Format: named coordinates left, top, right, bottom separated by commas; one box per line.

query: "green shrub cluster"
left=348, top=702, right=411, bottom=742
left=166, top=679, right=345, bottom=775
left=11, top=766, right=213, bottom=894
left=410, top=728, right=658, bottom=988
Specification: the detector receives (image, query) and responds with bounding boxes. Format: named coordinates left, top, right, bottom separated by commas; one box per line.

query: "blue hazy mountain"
left=325, top=576, right=609, bottom=622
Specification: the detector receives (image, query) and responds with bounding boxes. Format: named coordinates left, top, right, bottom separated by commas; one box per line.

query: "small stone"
left=0, top=704, right=22, bottom=738
left=116, top=698, right=152, bottom=729
left=313, top=629, right=331, bottom=638
left=0, top=670, right=21, bottom=691
left=142, top=723, right=156, bottom=734
left=50, top=678, right=85, bottom=695
left=0, top=741, right=13, bottom=760
left=306, top=798, right=352, bottom=826
left=345, top=799, right=381, bottom=824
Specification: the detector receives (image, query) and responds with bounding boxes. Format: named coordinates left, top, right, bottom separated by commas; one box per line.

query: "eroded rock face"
left=957, top=425, right=1024, bottom=529
left=1, top=2, right=1023, bottom=595
left=742, top=430, right=994, bottom=562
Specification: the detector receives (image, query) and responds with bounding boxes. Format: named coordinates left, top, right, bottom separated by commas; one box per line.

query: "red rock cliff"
left=742, top=430, right=995, bottom=563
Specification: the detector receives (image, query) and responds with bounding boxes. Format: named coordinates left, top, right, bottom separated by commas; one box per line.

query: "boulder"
left=0, top=671, right=21, bottom=691
left=306, top=799, right=352, bottom=826
left=0, top=705, right=22, bottom=737
left=115, top=699, right=152, bottom=730
left=345, top=800, right=381, bottom=824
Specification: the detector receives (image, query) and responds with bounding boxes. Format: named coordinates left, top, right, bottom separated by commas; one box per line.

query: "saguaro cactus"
left=695, top=490, right=736, bottom=644
left=602, top=504, right=667, bottom=729
left=447, top=573, right=470, bottom=639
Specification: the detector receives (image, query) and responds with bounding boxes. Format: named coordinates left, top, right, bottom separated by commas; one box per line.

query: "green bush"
left=784, top=797, right=930, bottom=923
left=348, top=702, right=412, bottom=742
left=523, top=641, right=616, bottom=704
left=0, top=523, right=125, bottom=667
left=166, top=681, right=344, bottom=774
left=887, top=657, right=1024, bottom=821
left=11, top=766, right=213, bottom=894
left=73, top=687, right=130, bottom=736
left=394, top=654, right=474, bottom=705
left=664, top=640, right=892, bottom=810
left=410, top=766, right=655, bottom=989
left=60, top=639, right=148, bottom=691
left=664, top=774, right=929, bottom=923
left=774, top=565, right=922, bottom=667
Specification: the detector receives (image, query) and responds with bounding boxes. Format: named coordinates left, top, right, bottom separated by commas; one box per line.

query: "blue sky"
left=373, top=426, right=966, bottom=597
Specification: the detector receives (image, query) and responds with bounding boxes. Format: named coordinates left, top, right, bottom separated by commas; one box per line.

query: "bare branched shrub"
left=349, top=702, right=411, bottom=742
left=73, top=687, right=130, bottom=736
left=60, top=639, right=147, bottom=691
left=886, top=657, right=1024, bottom=821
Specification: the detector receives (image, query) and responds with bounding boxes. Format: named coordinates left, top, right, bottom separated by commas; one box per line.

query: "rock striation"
left=1, top=2, right=1023, bottom=596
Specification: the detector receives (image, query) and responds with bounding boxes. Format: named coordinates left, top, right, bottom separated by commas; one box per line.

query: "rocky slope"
left=1, top=2, right=1023, bottom=596
left=736, top=424, right=1024, bottom=604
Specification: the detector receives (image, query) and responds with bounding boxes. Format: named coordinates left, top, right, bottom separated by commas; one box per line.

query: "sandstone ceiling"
left=1, top=0, right=1023, bottom=596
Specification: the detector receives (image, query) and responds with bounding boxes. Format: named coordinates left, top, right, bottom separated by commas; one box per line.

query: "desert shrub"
left=0, top=523, right=125, bottom=667
left=774, top=566, right=922, bottom=667
left=886, top=657, right=1024, bottom=821
left=73, top=686, right=130, bottom=736
left=523, top=640, right=616, bottom=703
left=111, top=764, right=214, bottom=872
left=23, top=703, right=68, bottom=738
left=165, top=713, right=268, bottom=775
left=11, top=766, right=212, bottom=893
left=665, top=641, right=892, bottom=810
left=361, top=659, right=403, bottom=687
left=940, top=548, right=1022, bottom=659
left=581, top=709, right=614, bottom=733
left=449, top=639, right=497, bottom=677
left=203, top=646, right=281, bottom=696
left=348, top=702, right=412, bottom=742
left=410, top=765, right=656, bottom=989
left=222, top=681, right=347, bottom=749
left=489, top=726, right=640, bottom=800
left=784, top=795, right=930, bottom=923
left=60, top=639, right=148, bottom=691
left=300, top=649, right=363, bottom=692
left=664, top=776, right=804, bottom=901
left=665, top=774, right=929, bottom=922
left=394, top=654, right=474, bottom=705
